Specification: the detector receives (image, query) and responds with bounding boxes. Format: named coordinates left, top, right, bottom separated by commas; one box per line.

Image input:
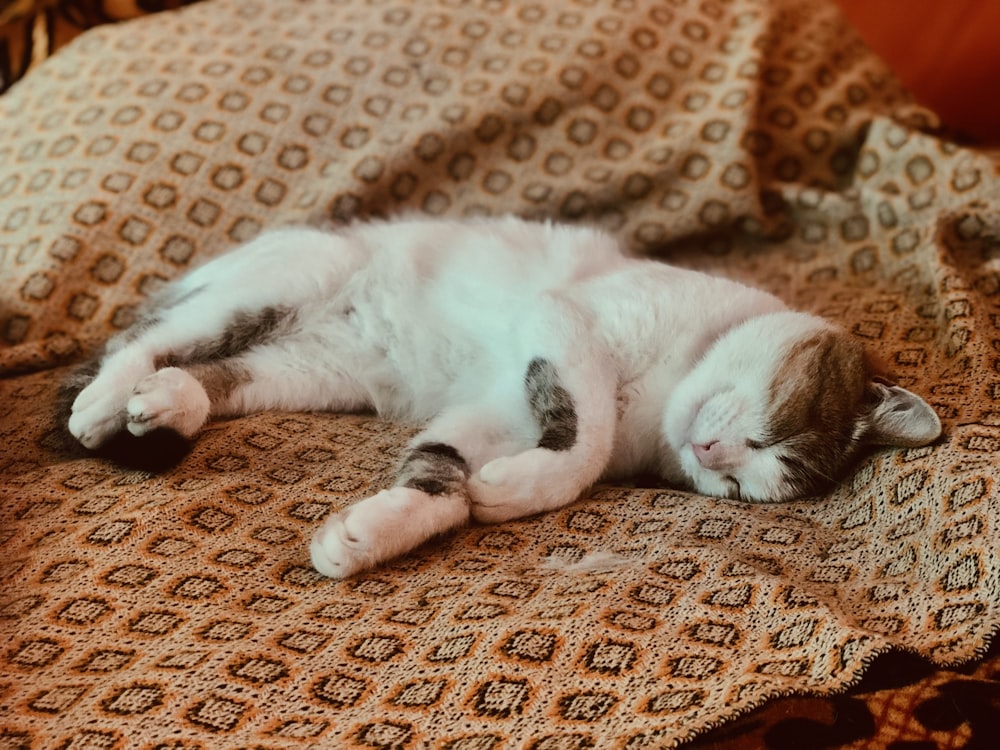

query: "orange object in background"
left=836, top=0, right=1000, bottom=145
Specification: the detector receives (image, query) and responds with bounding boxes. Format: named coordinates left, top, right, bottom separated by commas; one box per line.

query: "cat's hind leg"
left=66, top=226, right=368, bottom=449
left=67, top=347, right=159, bottom=449
left=66, top=299, right=298, bottom=447
left=125, top=366, right=212, bottom=439
left=121, top=336, right=372, bottom=440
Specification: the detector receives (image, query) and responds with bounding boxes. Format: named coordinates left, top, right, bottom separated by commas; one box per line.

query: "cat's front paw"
left=309, top=506, right=378, bottom=579
left=468, top=455, right=539, bottom=524
left=126, top=367, right=210, bottom=439
left=470, top=450, right=589, bottom=524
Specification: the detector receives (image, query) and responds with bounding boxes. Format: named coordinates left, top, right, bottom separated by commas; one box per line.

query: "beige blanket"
left=1, top=0, right=997, bottom=747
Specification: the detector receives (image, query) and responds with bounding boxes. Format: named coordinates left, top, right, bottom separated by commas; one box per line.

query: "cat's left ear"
left=863, top=383, right=942, bottom=447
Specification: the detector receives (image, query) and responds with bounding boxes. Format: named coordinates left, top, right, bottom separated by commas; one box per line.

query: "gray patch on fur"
left=398, top=442, right=470, bottom=496
left=186, top=360, right=253, bottom=404
left=525, top=357, right=577, bottom=451
left=156, top=305, right=297, bottom=368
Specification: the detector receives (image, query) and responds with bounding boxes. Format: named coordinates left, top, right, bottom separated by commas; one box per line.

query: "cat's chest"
left=604, top=363, right=685, bottom=478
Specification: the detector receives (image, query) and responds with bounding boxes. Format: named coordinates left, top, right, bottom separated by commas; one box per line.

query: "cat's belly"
left=315, top=300, right=495, bottom=422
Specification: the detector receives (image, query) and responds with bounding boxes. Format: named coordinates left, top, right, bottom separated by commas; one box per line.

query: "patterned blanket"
left=1, top=0, right=997, bottom=747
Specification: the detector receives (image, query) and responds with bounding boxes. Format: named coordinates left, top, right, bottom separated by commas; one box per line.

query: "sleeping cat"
left=63, top=216, right=941, bottom=578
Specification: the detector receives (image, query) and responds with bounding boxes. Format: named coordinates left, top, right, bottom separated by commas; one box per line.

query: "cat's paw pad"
left=126, top=367, right=209, bottom=438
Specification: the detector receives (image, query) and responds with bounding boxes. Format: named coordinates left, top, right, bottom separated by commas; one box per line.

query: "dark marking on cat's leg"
left=311, top=441, right=472, bottom=577
left=160, top=305, right=297, bottom=367
left=525, top=357, right=578, bottom=451
left=184, top=360, right=253, bottom=406
left=397, top=442, right=470, bottom=496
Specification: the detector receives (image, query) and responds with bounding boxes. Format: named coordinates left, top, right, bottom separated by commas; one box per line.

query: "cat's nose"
left=693, top=441, right=717, bottom=466
left=693, top=441, right=733, bottom=470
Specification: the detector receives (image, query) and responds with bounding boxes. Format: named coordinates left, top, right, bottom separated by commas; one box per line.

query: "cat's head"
left=662, top=311, right=941, bottom=503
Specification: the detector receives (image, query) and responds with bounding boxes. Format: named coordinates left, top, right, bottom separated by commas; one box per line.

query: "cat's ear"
left=863, top=383, right=942, bottom=447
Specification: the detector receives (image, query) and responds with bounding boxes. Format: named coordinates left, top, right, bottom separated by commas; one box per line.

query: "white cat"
left=63, top=217, right=941, bottom=577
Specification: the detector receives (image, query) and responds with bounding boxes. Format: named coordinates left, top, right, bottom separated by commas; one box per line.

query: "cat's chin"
left=678, top=450, right=738, bottom=500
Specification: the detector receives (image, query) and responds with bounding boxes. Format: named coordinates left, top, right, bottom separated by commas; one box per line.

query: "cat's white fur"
left=67, top=217, right=941, bottom=578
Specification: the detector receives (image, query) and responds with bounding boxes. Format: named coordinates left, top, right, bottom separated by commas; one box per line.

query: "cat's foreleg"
left=468, top=345, right=618, bottom=524
left=309, top=406, right=524, bottom=578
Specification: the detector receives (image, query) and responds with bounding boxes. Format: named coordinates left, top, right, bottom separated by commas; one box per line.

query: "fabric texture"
left=689, top=644, right=1000, bottom=749
left=0, top=0, right=997, bottom=747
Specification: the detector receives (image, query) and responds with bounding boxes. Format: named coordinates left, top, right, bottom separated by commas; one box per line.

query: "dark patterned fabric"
left=686, top=642, right=1000, bottom=749
left=0, top=0, right=997, bottom=747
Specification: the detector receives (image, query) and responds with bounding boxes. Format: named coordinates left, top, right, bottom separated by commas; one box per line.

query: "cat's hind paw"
left=69, top=396, right=127, bottom=450
left=126, top=367, right=210, bottom=439
left=67, top=357, right=157, bottom=449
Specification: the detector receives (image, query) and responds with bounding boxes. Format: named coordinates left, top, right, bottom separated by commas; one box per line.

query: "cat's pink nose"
left=693, top=441, right=732, bottom=470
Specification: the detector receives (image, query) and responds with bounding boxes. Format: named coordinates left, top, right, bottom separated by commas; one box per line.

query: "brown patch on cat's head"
left=764, top=327, right=872, bottom=496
